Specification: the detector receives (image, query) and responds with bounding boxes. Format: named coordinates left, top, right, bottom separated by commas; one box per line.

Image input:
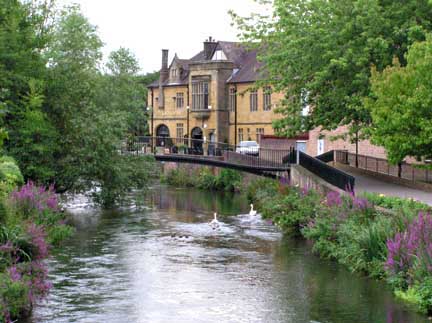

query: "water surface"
left=29, top=186, right=427, bottom=323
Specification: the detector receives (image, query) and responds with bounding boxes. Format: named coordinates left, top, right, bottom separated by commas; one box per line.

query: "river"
left=28, top=186, right=427, bottom=323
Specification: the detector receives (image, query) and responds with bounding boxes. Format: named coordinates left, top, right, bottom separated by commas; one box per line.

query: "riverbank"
left=0, top=158, right=73, bottom=323
left=247, top=178, right=432, bottom=315
left=162, top=165, right=244, bottom=192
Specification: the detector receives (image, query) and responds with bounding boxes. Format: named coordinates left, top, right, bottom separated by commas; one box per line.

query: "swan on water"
left=209, top=212, right=220, bottom=230
left=249, top=204, right=257, bottom=216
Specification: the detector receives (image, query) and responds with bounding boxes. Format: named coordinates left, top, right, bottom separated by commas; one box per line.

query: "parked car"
left=236, top=141, right=259, bottom=156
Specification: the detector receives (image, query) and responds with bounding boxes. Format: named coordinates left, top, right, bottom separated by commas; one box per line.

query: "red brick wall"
left=306, top=126, right=387, bottom=158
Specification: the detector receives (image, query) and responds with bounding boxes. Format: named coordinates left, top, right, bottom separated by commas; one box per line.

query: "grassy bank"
left=0, top=157, right=73, bottom=322
left=162, top=167, right=243, bottom=192
left=247, top=178, right=432, bottom=315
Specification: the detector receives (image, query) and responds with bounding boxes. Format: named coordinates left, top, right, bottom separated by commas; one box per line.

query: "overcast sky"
left=58, top=0, right=265, bottom=74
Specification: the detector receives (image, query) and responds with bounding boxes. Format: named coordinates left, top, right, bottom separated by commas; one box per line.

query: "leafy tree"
left=231, top=0, right=432, bottom=140
left=103, top=48, right=147, bottom=136
left=366, top=36, right=432, bottom=165
left=43, top=6, right=156, bottom=205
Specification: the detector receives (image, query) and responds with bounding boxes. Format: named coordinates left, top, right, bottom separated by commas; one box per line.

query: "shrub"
left=215, top=169, right=242, bottom=192
left=386, top=212, right=432, bottom=285
left=10, top=181, right=59, bottom=221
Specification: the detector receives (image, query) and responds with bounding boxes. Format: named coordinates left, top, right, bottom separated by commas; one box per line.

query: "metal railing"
left=122, top=136, right=294, bottom=171
left=335, top=151, right=432, bottom=184
left=283, top=149, right=355, bottom=191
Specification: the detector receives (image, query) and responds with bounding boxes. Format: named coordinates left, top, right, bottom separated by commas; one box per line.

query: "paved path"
left=345, top=168, right=432, bottom=206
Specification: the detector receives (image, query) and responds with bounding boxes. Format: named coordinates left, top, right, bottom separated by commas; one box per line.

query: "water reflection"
left=28, top=186, right=427, bottom=323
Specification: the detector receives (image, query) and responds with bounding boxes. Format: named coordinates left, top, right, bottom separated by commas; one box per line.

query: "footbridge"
left=122, top=137, right=355, bottom=190
left=122, top=136, right=293, bottom=178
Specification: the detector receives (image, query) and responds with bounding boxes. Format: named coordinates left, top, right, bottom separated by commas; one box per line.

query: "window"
left=250, top=90, right=258, bottom=112
left=263, top=87, right=272, bottom=111
left=176, top=93, right=184, bottom=108
left=247, top=128, right=251, bottom=140
left=176, top=123, right=184, bottom=143
left=171, top=69, right=177, bottom=78
left=229, top=87, right=236, bottom=112
left=192, top=80, right=210, bottom=110
left=256, top=128, right=264, bottom=142
left=238, top=128, right=244, bottom=143
left=212, top=49, right=227, bottom=60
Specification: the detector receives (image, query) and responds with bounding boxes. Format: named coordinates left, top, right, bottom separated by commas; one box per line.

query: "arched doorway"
left=156, top=124, right=170, bottom=146
left=191, top=127, right=203, bottom=154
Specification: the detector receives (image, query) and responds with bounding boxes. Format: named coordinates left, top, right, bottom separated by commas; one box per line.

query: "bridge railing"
left=122, top=136, right=294, bottom=170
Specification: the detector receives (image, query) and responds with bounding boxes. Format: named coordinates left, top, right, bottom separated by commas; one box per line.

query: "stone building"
left=147, top=37, right=284, bottom=148
left=147, top=37, right=393, bottom=161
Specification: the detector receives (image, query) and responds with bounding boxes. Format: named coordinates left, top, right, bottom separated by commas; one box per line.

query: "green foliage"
left=0, top=273, right=28, bottom=320
left=214, top=169, right=242, bottom=192
left=396, top=279, right=432, bottom=315
left=47, top=224, right=75, bottom=246
left=163, top=167, right=244, bottom=192
left=362, top=192, right=431, bottom=214
left=232, top=0, right=432, bottom=139
left=248, top=179, right=432, bottom=313
left=0, top=157, right=24, bottom=193
left=366, top=36, right=432, bottom=164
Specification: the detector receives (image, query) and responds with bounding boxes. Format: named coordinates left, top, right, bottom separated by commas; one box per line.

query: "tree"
left=103, top=48, right=147, bottom=136
left=1, top=0, right=56, bottom=178
left=231, top=0, right=432, bottom=139
left=43, top=6, right=156, bottom=205
left=365, top=36, right=432, bottom=165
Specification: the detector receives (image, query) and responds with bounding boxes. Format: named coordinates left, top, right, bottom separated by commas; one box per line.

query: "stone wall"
left=290, top=164, right=346, bottom=195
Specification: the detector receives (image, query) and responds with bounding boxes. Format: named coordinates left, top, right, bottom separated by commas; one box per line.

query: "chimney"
left=204, top=36, right=217, bottom=60
left=158, top=49, right=169, bottom=108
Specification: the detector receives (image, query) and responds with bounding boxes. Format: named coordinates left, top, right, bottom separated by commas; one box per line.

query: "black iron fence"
left=299, top=151, right=355, bottom=191
left=335, top=151, right=432, bottom=184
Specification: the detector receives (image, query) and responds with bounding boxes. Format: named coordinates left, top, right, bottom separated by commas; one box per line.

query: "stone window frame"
left=263, top=87, right=272, bottom=111
left=250, top=90, right=258, bottom=112
left=229, top=87, right=236, bottom=112
left=238, top=128, right=244, bottom=143
left=176, top=93, right=184, bottom=109
left=176, top=123, right=184, bottom=143
left=191, top=77, right=210, bottom=111
left=256, top=128, right=265, bottom=143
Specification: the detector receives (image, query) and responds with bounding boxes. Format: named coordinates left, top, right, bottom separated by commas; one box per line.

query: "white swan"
left=249, top=204, right=257, bottom=216
left=209, top=212, right=220, bottom=230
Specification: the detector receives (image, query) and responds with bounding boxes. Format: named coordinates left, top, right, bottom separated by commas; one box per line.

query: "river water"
left=28, top=186, right=427, bottom=323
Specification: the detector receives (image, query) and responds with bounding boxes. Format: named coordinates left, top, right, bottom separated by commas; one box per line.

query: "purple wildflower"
left=326, top=191, right=342, bottom=207
left=27, top=223, right=49, bottom=260
left=7, top=266, right=21, bottom=282
left=386, top=212, right=432, bottom=279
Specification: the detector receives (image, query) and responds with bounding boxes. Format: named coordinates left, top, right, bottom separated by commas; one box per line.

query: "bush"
left=0, top=273, right=29, bottom=321
left=248, top=178, right=432, bottom=314
left=215, top=169, right=242, bottom=192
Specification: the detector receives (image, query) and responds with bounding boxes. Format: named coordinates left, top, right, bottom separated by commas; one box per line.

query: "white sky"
left=58, top=0, right=265, bottom=74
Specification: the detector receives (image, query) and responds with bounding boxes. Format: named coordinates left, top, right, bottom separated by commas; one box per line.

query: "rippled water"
left=28, top=186, right=427, bottom=323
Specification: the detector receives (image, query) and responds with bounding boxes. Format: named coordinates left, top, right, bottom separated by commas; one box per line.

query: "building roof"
left=148, top=41, right=264, bottom=88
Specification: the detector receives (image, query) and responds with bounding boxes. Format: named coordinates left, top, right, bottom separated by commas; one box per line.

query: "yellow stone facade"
left=148, top=83, right=283, bottom=146
left=147, top=40, right=284, bottom=146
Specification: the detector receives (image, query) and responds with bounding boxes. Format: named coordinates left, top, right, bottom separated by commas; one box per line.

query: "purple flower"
left=326, top=191, right=342, bottom=207
left=27, top=223, right=49, bottom=260
left=385, top=212, right=432, bottom=279
left=7, top=266, right=21, bottom=282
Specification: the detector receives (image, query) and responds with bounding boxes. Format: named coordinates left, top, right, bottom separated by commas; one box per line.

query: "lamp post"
left=146, top=106, right=154, bottom=150
left=186, top=106, right=190, bottom=147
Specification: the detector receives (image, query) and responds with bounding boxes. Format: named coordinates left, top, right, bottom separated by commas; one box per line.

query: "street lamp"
left=146, top=106, right=154, bottom=150
left=186, top=106, right=190, bottom=147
